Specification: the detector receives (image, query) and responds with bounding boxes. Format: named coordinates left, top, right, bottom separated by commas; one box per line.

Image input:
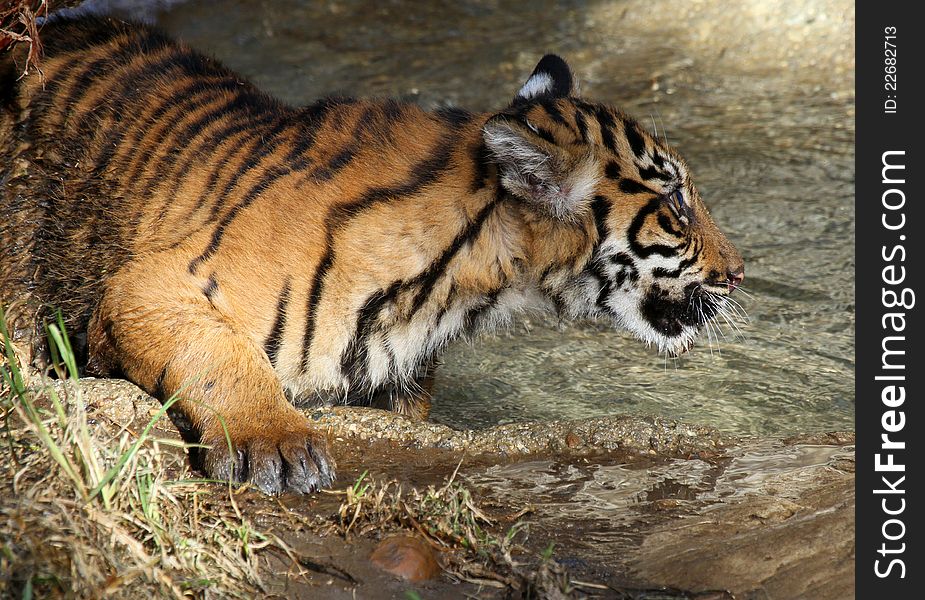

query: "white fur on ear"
left=513, top=54, right=575, bottom=104
left=516, top=72, right=555, bottom=102
left=483, top=122, right=599, bottom=221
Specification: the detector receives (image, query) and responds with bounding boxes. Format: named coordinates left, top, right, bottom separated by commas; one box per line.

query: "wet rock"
left=310, top=406, right=727, bottom=459
left=629, top=441, right=855, bottom=600
left=369, top=535, right=441, bottom=582
left=35, top=376, right=854, bottom=598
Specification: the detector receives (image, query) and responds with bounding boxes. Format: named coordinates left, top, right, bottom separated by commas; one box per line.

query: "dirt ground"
left=61, top=378, right=854, bottom=599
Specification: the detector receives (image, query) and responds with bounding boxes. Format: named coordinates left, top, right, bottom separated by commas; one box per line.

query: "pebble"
left=369, top=535, right=441, bottom=582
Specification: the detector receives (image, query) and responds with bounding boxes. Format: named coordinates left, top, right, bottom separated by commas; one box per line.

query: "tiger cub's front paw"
left=200, top=416, right=336, bottom=495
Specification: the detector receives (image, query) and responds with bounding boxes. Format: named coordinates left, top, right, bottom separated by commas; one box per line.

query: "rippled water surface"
left=146, top=0, right=854, bottom=435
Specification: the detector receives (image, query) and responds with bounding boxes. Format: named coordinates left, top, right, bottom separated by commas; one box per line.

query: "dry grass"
left=0, top=309, right=282, bottom=599
left=331, top=466, right=579, bottom=597
left=1, top=1, right=87, bottom=78
left=1, top=307, right=588, bottom=598
left=1, top=0, right=47, bottom=77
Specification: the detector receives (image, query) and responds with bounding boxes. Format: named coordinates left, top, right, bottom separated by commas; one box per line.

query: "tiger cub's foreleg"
left=88, top=259, right=334, bottom=495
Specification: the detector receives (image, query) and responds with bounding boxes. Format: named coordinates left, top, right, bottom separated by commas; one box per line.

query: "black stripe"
left=58, top=31, right=167, bottom=127
left=300, top=136, right=457, bottom=371
left=67, top=54, right=193, bottom=166
left=638, top=165, right=671, bottom=181
left=619, top=178, right=656, bottom=195
left=83, top=55, right=194, bottom=183
left=434, top=105, right=473, bottom=127
left=81, top=51, right=196, bottom=177
left=533, top=126, right=557, bottom=145
left=300, top=106, right=377, bottom=185
left=188, top=163, right=292, bottom=273
left=153, top=366, right=169, bottom=399
left=203, top=114, right=293, bottom=221
left=164, top=102, right=280, bottom=220
left=537, top=266, right=566, bottom=317
left=462, top=286, right=505, bottom=333
left=610, top=252, right=634, bottom=267
left=309, top=145, right=358, bottom=182
left=584, top=256, right=612, bottom=310
left=178, top=112, right=282, bottom=223
left=125, top=79, right=238, bottom=196
left=301, top=249, right=335, bottom=371
left=76, top=51, right=218, bottom=180
left=573, top=107, right=590, bottom=144
left=604, top=161, right=621, bottom=180
left=625, top=122, right=647, bottom=159
left=187, top=105, right=338, bottom=268
left=19, top=54, right=83, bottom=119
left=653, top=266, right=684, bottom=278
left=540, top=99, right=571, bottom=130
left=340, top=281, right=401, bottom=384
left=431, top=282, right=459, bottom=333
left=35, top=46, right=177, bottom=164
left=674, top=247, right=700, bottom=273
left=651, top=151, right=666, bottom=168
left=470, top=141, right=492, bottom=193
left=121, top=76, right=241, bottom=197
left=407, top=197, right=499, bottom=316
left=590, top=195, right=610, bottom=243
left=585, top=192, right=614, bottom=308
left=383, top=99, right=406, bottom=122
left=202, top=274, right=219, bottom=302
left=627, top=197, right=685, bottom=258
left=595, top=108, right=619, bottom=154
left=143, top=93, right=246, bottom=216
left=264, top=278, right=292, bottom=367
left=104, top=43, right=232, bottom=149
left=166, top=92, right=267, bottom=152
left=657, top=213, right=684, bottom=237
left=615, top=261, right=639, bottom=288
left=183, top=96, right=340, bottom=225
left=187, top=94, right=338, bottom=212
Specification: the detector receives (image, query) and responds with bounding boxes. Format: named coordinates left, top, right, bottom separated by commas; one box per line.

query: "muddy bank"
left=67, top=377, right=854, bottom=598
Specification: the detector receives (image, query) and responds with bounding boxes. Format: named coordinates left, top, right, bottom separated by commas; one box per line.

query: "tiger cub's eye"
left=672, top=189, right=685, bottom=210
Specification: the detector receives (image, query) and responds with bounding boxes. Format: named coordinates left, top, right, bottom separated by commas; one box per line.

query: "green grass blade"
left=87, top=394, right=181, bottom=501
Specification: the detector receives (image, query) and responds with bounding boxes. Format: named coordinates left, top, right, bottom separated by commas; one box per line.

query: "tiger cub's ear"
left=483, top=118, right=599, bottom=221
left=514, top=54, right=576, bottom=104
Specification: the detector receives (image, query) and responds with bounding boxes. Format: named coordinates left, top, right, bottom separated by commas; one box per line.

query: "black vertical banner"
left=857, top=2, right=924, bottom=597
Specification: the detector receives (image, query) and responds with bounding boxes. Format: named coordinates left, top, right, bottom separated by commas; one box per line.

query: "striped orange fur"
left=1, top=16, right=744, bottom=494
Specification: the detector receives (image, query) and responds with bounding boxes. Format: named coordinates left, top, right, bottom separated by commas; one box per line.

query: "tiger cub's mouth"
left=639, top=282, right=746, bottom=358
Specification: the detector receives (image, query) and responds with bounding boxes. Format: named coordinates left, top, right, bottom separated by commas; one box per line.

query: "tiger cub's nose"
left=706, top=266, right=744, bottom=292
left=726, top=267, right=744, bottom=291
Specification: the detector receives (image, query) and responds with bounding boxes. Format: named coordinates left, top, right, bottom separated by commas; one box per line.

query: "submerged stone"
left=369, top=535, right=441, bottom=582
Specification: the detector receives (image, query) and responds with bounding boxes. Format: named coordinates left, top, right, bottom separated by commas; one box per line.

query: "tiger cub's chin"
left=1, top=17, right=744, bottom=496
left=635, top=283, right=741, bottom=358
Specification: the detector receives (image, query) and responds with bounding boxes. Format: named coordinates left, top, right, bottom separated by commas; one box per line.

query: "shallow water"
left=461, top=439, right=851, bottom=559
left=140, top=0, right=854, bottom=435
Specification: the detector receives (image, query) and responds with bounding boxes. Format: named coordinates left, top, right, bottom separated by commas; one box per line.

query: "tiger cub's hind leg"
left=369, top=363, right=436, bottom=421
left=90, top=260, right=335, bottom=495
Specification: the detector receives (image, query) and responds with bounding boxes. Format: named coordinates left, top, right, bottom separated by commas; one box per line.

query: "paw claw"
left=201, top=424, right=335, bottom=495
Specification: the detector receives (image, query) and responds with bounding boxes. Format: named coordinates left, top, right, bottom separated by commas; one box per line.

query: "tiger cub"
left=1, top=16, right=744, bottom=495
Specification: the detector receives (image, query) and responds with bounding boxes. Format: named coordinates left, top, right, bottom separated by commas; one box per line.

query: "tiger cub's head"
left=483, top=55, right=745, bottom=357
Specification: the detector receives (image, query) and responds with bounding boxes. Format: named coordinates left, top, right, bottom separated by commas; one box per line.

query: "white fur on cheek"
left=555, top=157, right=600, bottom=220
